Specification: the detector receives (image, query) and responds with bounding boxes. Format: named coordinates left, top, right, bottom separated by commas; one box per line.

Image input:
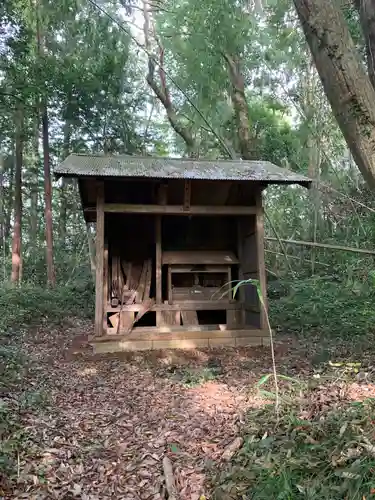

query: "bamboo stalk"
left=264, top=211, right=295, bottom=275
left=266, top=237, right=375, bottom=255
left=265, top=249, right=330, bottom=267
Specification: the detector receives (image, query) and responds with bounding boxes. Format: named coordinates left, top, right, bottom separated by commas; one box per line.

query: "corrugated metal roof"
left=54, top=154, right=311, bottom=186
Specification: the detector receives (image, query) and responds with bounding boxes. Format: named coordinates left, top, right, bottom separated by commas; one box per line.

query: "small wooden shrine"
left=55, top=154, right=311, bottom=353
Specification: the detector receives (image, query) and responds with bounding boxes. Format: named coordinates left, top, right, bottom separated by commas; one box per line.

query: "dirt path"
left=11, top=319, right=298, bottom=499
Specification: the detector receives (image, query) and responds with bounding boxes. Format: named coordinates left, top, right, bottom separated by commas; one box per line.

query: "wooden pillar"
left=156, top=183, right=166, bottom=326
left=95, top=181, right=105, bottom=336
left=103, top=241, right=108, bottom=333
left=255, top=191, right=267, bottom=329
left=237, top=219, right=246, bottom=327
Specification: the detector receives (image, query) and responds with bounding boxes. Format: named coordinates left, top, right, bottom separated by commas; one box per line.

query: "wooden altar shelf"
left=105, top=301, right=240, bottom=313
left=162, top=251, right=238, bottom=265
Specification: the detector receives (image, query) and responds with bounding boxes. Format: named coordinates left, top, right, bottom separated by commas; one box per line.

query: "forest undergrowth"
left=1, top=277, right=375, bottom=498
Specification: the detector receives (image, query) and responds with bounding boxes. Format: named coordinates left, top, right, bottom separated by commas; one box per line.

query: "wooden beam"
left=105, top=300, right=241, bottom=313
left=85, top=204, right=259, bottom=215
left=95, top=181, right=105, bottom=336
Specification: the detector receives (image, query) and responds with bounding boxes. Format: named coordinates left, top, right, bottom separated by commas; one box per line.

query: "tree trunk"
left=42, top=104, right=56, bottom=287
left=354, top=0, right=375, bottom=88
left=142, top=0, right=197, bottom=156
left=293, top=0, right=375, bottom=189
left=30, top=110, right=40, bottom=247
left=59, top=115, right=71, bottom=246
left=222, top=52, right=255, bottom=160
left=4, top=150, right=14, bottom=250
left=11, top=106, right=23, bottom=284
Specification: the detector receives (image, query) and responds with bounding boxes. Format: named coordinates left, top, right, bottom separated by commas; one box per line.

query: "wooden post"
left=183, top=180, right=191, bottom=211
left=155, top=215, right=162, bottom=326
left=103, top=241, right=108, bottom=333
left=237, top=219, right=245, bottom=327
left=255, top=191, right=267, bottom=329
left=156, top=183, right=166, bottom=326
left=95, top=181, right=105, bottom=336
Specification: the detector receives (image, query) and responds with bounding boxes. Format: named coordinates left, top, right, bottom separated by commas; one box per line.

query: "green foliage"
left=269, top=277, right=375, bottom=338
left=213, top=397, right=375, bottom=499
left=0, top=282, right=94, bottom=335
left=167, top=366, right=220, bottom=387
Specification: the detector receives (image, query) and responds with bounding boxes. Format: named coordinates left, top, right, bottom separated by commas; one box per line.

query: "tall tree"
left=293, top=0, right=375, bottom=189
left=11, top=105, right=23, bottom=284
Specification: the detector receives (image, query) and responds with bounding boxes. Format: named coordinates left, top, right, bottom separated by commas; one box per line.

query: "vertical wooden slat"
left=183, top=180, right=191, bottom=210
left=103, top=241, right=108, bottom=333
left=167, top=265, right=172, bottom=304
left=227, top=265, right=232, bottom=299
left=155, top=215, right=162, bottom=303
left=255, top=191, right=267, bottom=329
left=156, top=183, right=165, bottom=327
left=237, top=219, right=245, bottom=326
left=155, top=214, right=162, bottom=326
left=95, top=181, right=105, bottom=336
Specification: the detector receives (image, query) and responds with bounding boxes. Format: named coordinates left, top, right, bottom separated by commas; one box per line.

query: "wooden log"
left=162, top=456, right=178, bottom=500
left=94, top=181, right=105, bottom=336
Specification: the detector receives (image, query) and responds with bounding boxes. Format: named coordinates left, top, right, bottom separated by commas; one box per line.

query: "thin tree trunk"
left=142, top=0, right=197, bottom=156
left=42, top=104, right=56, bottom=287
left=30, top=109, right=39, bottom=246
left=11, top=106, right=23, bottom=284
left=293, top=0, right=375, bottom=189
left=222, top=52, right=255, bottom=159
left=4, top=149, right=14, bottom=250
left=59, top=115, right=71, bottom=246
left=0, top=154, right=6, bottom=280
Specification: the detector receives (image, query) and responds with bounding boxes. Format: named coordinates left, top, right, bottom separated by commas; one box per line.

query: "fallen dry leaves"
left=5, top=319, right=375, bottom=499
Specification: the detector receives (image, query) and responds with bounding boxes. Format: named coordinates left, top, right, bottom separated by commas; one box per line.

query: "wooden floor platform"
left=90, top=327, right=270, bottom=354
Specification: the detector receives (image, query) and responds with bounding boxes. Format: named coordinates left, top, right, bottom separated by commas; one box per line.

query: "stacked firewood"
left=110, top=257, right=152, bottom=307
left=108, top=257, right=154, bottom=334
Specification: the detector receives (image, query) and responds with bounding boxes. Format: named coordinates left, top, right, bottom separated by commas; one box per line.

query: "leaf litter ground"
left=4, top=319, right=375, bottom=499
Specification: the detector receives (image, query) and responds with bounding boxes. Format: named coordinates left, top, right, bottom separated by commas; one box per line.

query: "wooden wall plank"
left=95, top=181, right=105, bottom=336
left=103, top=241, right=108, bottom=333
